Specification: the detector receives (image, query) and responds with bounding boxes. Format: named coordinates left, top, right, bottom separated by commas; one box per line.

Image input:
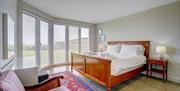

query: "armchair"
left=0, top=70, right=64, bottom=91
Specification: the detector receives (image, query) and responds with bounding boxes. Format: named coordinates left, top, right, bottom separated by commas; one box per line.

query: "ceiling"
left=23, top=0, right=178, bottom=24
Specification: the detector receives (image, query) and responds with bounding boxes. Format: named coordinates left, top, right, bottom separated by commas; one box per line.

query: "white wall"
left=0, top=13, right=2, bottom=59
left=0, top=0, right=17, bottom=60
left=22, top=2, right=53, bottom=21
left=98, top=1, right=180, bottom=83
left=0, top=0, right=17, bottom=21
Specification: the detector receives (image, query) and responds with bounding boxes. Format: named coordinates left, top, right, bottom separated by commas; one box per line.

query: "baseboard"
left=168, top=76, right=180, bottom=83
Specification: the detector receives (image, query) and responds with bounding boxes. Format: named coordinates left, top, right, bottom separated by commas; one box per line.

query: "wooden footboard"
left=71, top=41, right=149, bottom=91
left=71, top=53, right=112, bottom=89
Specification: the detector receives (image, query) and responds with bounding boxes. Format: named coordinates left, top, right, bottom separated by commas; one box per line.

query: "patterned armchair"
left=0, top=70, right=63, bottom=91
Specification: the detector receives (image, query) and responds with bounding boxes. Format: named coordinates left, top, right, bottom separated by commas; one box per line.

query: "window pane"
left=69, top=26, right=79, bottom=61
left=7, top=15, right=14, bottom=58
left=81, top=28, right=89, bottom=53
left=98, top=29, right=102, bottom=35
left=40, top=20, right=49, bottom=67
left=54, top=25, right=66, bottom=64
left=23, top=14, right=36, bottom=68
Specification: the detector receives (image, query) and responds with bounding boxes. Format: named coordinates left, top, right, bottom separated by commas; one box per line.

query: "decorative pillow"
left=105, top=45, right=121, bottom=53
left=120, top=45, right=145, bottom=56
left=136, top=45, right=145, bottom=55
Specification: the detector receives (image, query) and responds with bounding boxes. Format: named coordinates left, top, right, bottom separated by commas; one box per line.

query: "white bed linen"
left=112, top=65, right=144, bottom=76
left=110, top=54, right=146, bottom=75
left=86, top=52, right=146, bottom=75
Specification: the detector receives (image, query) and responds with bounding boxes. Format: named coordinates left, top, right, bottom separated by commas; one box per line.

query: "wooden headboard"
left=107, top=41, right=150, bottom=58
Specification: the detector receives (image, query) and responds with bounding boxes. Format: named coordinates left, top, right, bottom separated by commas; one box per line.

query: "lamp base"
left=160, top=55, right=164, bottom=60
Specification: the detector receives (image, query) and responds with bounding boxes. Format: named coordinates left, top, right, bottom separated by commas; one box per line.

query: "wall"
left=22, top=2, right=53, bottom=21
left=0, top=0, right=17, bottom=60
left=0, top=0, right=17, bottom=21
left=98, top=1, right=180, bottom=83
left=0, top=13, right=2, bottom=59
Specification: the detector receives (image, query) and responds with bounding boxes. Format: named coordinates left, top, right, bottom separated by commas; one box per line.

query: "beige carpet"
left=113, top=76, right=180, bottom=91
left=46, top=67, right=180, bottom=91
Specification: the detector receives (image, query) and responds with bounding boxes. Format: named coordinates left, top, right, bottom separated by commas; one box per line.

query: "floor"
left=113, top=76, right=180, bottom=91
left=44, top=66, right=180, bottom=91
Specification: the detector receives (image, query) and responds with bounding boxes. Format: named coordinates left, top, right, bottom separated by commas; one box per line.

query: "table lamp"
left=156, top=45, right=166, bottom=60
left=99, top=43, right=107, bottom=52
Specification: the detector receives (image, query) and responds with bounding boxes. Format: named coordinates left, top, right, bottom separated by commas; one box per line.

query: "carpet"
left=49, top=71, right=97, bottom=91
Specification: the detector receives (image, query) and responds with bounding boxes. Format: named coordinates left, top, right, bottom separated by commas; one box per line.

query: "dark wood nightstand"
left=147, top=58, right=168, bottom=82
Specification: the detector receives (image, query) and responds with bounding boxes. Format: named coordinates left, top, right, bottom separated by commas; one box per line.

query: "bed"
left=71, top=41, right=150, bottom=91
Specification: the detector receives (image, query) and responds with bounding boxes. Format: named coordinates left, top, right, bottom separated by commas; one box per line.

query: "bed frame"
left=71, top=41, right=150, bottom=91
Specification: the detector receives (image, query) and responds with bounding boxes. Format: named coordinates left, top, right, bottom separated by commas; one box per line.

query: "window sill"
left=0, top=57, right=15, bottom=70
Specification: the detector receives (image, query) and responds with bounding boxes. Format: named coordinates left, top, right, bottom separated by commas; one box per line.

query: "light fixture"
left=156, top=45, right=166, bottom=60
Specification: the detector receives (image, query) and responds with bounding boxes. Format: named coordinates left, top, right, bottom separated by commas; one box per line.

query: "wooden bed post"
left=106, top=60, right=111, bottom=91
left=71, top=53, right=73, bottom=73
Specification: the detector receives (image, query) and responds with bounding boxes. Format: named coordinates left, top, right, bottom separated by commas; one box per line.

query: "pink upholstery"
left=0, top=70, right=25, bottom=91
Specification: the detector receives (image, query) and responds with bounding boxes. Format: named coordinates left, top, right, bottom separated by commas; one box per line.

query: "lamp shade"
left=156, top=45, right=166, bottom=54
left=99, top=43, right=107, bottom=51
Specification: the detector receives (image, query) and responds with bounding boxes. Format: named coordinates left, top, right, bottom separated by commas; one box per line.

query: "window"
left=40, top=20, right=49, bottom=67
left=54, top=24, right=66, bottom=64
left=69, top=26, right=79, bottom=61
left=1, top=14, right=15, bottom=60
left=22, top=11, right=91, bottom=67
left=22, top=14, right=36, bottom=68
left=81, top=27, right=89, bottom=53
left=7, top=15, right=15, bottom=59
left=98, top=29, right=102, bottom=35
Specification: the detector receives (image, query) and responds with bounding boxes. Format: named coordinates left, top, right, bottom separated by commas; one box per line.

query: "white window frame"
left=39, top=19, right=50, bottom=68
left=68, top=25, right=80, bottom=55
left=53, top=24, right=67, bottom=64
left=21, top=10, right=91, bottom=68
left=23, top=11, right=52, bottom=68
left=80, top=27, right=90, bottom=53
left=1, top=13, right=15, bottom=60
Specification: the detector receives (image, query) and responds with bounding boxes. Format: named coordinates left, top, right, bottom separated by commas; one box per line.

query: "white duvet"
left=97, top=52, right=146, bottom=75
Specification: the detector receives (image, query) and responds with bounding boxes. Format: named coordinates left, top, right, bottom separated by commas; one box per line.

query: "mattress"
left=110, top=54, right=146, bottom=75
left=111, top=64, right=144, bottom=76
left=86, top=52, right=146, bottom=75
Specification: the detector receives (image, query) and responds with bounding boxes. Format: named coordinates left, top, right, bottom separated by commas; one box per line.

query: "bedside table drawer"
left=148, top=60, right=167, bottom=65
left=148, top=60, right=161, bottom=64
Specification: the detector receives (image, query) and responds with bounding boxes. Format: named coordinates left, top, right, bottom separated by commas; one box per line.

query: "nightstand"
left=147, top=58, right=168, bottom=82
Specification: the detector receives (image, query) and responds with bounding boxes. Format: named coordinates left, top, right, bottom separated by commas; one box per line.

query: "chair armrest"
left=25, top=76, right=63, bottom=91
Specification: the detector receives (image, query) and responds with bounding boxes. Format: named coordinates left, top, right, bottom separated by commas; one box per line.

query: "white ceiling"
left=23, top=0, right=178, bottom=24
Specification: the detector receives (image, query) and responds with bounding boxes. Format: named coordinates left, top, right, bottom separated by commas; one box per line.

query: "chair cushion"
left=0, top=70, right=25, bottom=91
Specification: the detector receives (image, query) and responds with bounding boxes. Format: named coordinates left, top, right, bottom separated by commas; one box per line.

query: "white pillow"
left=105, top=45, right=121, bottom=53
left=136, top=45, right=145, bottom=55
left=120, top=45, right=145, bottom=56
